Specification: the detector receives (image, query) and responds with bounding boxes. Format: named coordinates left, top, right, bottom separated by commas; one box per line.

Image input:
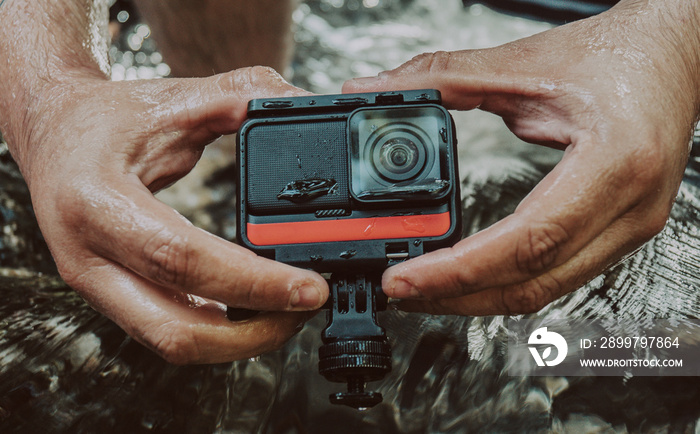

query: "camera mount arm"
left=227, top=273, right=391, bottom=410
left=318, top=273, right=391, bottom=409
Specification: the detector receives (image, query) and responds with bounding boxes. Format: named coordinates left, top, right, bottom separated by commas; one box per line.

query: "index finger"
left=74, top=260, right=309, bottom=364
left=57, top=176, right=329, bottom=312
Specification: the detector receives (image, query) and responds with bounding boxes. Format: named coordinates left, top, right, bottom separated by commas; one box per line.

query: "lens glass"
left=378, top=137, right=420, bottom=178
left=367, top=125, right=428, bottom=182
left=349, top=106, right=450, bottom=202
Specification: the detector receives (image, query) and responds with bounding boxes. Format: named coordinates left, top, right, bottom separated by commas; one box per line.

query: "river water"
left=1, top=0, right=699, bottom=432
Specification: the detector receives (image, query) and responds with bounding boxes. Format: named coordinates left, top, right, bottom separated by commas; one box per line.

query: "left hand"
left=342, top=0, right=700, bottom=315
left=8, top=68, right=328, bottom=364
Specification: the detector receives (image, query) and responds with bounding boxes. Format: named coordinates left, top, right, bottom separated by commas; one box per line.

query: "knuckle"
left=55, top=261, right=83, bottom=290
left=453, top=266, right=479, bottom=293
left=52, top=179, right=91, bottom=228
left=515, top=222, right=570, bottom=275
left=407, top=51, right=454, bottom=76
left=156, top=81, right=189, bottom=106
left=148, top=321, right=201, bottom=365
left=234, top=65, right=283, bottom=90
left=141, top=229, right=193, bottom=288
left=219, top=267, right=277, bottom=310
left=625, top=147, right=666, bottom=197
left=238, top=280, right=257, bottom=308
left=640, top=208, right=670, bottom=239
left=502, top=276, right=561, bottom=314
left=439, top=246, right=479, bottom=292
left=248, top=65, right=281, bottom=79
left=241, top=277, right=286, bottom=311
left=225, top=66, right=294, bottom=120
left=622, top=162, right=673, bottom=243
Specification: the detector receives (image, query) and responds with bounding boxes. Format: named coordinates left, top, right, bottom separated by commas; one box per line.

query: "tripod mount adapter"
left=226, top=273, right=391, bottom=410
left=319, top=274, right=390, bottom=409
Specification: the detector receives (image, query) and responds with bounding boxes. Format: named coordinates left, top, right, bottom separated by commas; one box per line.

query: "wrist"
left=0, top=72, right=109, bottom=185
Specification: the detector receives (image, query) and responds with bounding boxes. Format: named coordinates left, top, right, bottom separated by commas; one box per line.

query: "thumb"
left=121, top=67, right=312, bottom=191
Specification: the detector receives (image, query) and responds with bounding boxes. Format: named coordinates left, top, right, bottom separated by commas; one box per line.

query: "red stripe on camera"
left=246, top=212, right=452, bottom=246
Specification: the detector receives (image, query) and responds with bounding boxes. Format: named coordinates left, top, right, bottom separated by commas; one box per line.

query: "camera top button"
left=375, top=94, right=403, bottom=105
left=262, top=100, right=294, bottom=109
left=332, top=97, right=368, bottom=106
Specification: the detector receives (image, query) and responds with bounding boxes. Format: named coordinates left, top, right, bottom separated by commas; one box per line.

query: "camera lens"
left=350, top=107, right=448, bottom=200
left=369, top=128, right=428, bottom=182
left=379, top=138, right=419, bottom=176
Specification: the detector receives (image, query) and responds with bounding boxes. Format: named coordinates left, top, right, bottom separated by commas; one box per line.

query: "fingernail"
left=390, top=278, right=422, bottom=299
left=291, top=284, right=322, bottom=309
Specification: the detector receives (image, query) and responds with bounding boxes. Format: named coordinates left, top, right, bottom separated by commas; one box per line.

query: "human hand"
left=343, top=1, right=700, bottom=315
left=10, top=67, right=328, bottom=363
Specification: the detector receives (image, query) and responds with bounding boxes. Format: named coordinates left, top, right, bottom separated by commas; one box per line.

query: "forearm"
left=0, top=0, right=110, bottom=174
left=613, top=0, right=700, bottom=122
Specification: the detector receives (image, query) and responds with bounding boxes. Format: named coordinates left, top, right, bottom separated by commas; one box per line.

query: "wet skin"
left=0, top=0, right=699, bottom=364
left=0, top=1, right=327, bottom=364
left=344, top=0, right=700, bottom=316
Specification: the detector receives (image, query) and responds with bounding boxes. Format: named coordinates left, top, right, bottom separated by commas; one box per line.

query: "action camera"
left=233, top=89, right=461, bottom=409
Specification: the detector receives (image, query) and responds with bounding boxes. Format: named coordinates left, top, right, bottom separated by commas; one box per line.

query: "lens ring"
left=367, top=124, right=429, bottom=182
left=378, top=138, right=420, bottom=175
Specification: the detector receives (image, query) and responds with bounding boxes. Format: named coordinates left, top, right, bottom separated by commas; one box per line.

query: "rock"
left=0, top=138, right=56, bottom=275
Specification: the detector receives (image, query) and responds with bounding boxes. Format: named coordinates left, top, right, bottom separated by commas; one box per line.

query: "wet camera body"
left=237, top=89, right=461, bottom=271
left=236, top=89, right=461, bottom=409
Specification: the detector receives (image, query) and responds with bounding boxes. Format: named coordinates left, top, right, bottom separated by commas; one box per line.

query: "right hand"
left=9, top=67, right=329, bottom=364
left=343, top=0, right=699, bottom=316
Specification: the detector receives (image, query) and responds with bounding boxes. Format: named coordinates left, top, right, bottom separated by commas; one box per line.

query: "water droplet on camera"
left=363, top=219, right=377, bottom=236
left=402, top=218, right=426, bottom=233
left=277, top=178, right=337, bottom=202
left=340, top=250, right=357, bottom=259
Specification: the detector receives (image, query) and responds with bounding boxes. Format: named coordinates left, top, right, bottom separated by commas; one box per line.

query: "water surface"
left=1, top=1, right=699, bottom=432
